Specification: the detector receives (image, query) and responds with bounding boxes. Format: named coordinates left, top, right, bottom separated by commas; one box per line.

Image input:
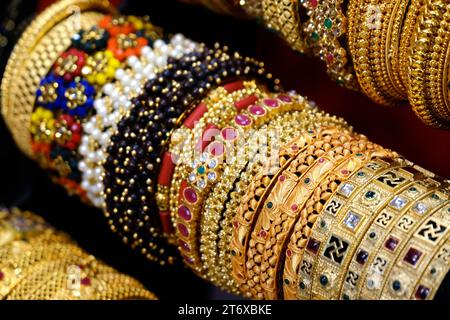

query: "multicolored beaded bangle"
left=177, top=92, right=302, bottom=274
left=301, top=0, right=358, bottom=89
left=79, top=34, right=198, bottom=208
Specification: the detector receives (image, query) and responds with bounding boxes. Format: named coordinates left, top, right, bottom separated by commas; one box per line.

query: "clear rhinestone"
left=188, top=173, right=196, bottom=183
left=200, top=153, right=208, bottom=162
left=208, top=159, right=217, bottom=169
left=390, top=196, right=407, bottom=210
left=343, top=211, right=361, bottom=230
left=413, top=202, right=428, bottom=215
left=207, top=172, right=217, bottom=181
left=197, top=179, right=206, bottom=189
left=339, top=183, right=355, bottom=197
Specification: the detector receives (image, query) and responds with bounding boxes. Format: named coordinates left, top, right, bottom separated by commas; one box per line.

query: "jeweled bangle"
left=275, top=0, right=308, bottom=54
left=295, top=157, right=404, bottom=299
left=177, top=92, right=302, bottom=274
left=301, top=0, right=358, bottom=89
left=79, top=35, right=198, bottom=208
left=103, top=44, right=280, bottom=264
left=239, top=0, right=264, bottom=19
left=379, top=196, right=450, bottom=300
left=340, top=172, right=442, bottom=300
left=231, top=127, right=350, bottom=298
left=348, top=0, right=405, bottom=106
left=159, top=80, right=263, bottom=237
left=0, top=0, right=114, bottom=158
left=218, top=95, right=350, bottom=294
left=408, top=0, right=450, bottom=128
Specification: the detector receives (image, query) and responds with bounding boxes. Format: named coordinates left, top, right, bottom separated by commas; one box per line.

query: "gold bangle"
left=379, top=197, right=450, bottom=300
left=276, top=0, right=308, bottom=54
left=0, top=0, right=114, bottom=157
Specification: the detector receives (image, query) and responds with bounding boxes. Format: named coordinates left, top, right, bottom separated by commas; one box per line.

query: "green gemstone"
left=299, top=282, right=306, bottom=290
left=357, top=171, right=365, bottom=177
left=320, top=220, right=327, bottom=228
left=431, top=194, right=440, bottom=200
left=324, top=18, right=333, bottom=29
left=369, top=232, right=376, bottom=239
left=392, top=280, right=401, bottom=291
left=447, top=207, right=450, bottom=213
left=365, top=191, right=376, bottom=199
left=311, top=31, right=319, bottom=41
left=284, top=279, right=290, bottom=285
left=343, top=294, right=350, bottom=300
left=267, top=202, right=273, bottom=209
left=409, top=187, right=417, bottom=192
left=356, top=153, right=363, bottom=157
left=231, top=250, right=236, bottom=256
left=430, top=268, right=437, bottom=275
left=304, top=178, right=311, bottom=184
left=319, top=275, right=328, bottom=286
left=197, top=166, right=205, bottom=174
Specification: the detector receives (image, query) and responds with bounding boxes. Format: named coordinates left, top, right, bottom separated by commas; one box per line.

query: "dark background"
left=0, top=0, right=449, bottom=300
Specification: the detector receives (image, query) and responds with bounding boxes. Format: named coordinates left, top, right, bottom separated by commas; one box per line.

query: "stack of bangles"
left=180, top=0, right=450, bottom=128
left=0, top=207, right=156, bottom=300
left=1, top=1, right=449, bottom=300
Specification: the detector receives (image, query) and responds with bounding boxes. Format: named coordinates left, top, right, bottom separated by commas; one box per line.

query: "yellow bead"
left=96, top=73, right=107, bottom=85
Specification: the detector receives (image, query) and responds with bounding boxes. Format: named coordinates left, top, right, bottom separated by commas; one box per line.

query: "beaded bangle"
left=177, top=92, right=302, bottom=274
left=158, top=80, right=263, bottom=237
left=378, top=196, right=450, bottom=300
left=301, top=0, right=358, bottom=89
left=103, top=44, right=279, bottom=264
left=340, top=172, right=441, bottom=300
left=79, top=35, right=198, bottom=208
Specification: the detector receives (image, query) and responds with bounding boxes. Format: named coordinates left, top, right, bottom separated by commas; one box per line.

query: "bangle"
left=275, top=0, right=308, bottom=54
left=0, top=0, right=114, bottom=158
left=379, top=196, right=450, bottom=300
left=301, top=0, right=358, bottom=89
left=177, top=92, right=302, bottom=275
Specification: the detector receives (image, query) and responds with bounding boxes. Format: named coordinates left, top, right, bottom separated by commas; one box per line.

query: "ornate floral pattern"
left=53, top=48, right=87, bottom=82
left=81, top=50, right=120, bottom=86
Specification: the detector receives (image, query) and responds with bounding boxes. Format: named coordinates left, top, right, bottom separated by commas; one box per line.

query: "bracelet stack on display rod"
left=180, top=0, right=450, bottom=129
left=0, top=207, right=157, bottom=300
left=0, top=0, right=449, bottom=300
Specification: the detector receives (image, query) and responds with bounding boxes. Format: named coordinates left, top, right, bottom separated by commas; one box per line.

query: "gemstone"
left=184, top=256, right=194, bottom=264
left=231, top=250, right=236, bottom=256
left=409, top=187, right=417, bottom=192
left=356, top=249, right=369, bottom=265
left=404, top=247, right=422, bottom=266
left=319, top=275, right=328, bottom=286
left=320, top=220, right=327, bottom=228
left=356, top=153, right=363, bottom=157
left=431, top=194, right=440, bottom=200
left=415, top=285, right=430, bottom=300
left=177, top=223, right=189, bottom=237
left=284, top=279, right=290, bottom=285
left=179, top=240, right=190, bottom=252
left=221, top=127, right=237, bottom=141
left=318, top=158, right=325, bottom=163
left=310, top=0, right=318, bottom=8
left=367, top=279, right=375, bottom=289
left=291, top=204, right=299, bottom=212
left=291, top=144, right=299, bottom=151
left=0, top=271, right=4, bottom=281
left=178, top=205, right=192, bottom=221
left=339, top=183, right=354, bottom=197
left=208, top=159, right=217, bottom=169
left=341, top=169, right=349, bottom=175
left=413, top=202, right=428, bottom=215
left=249, top=104, right=266, bottom=116
left=81, top=277, right=91, bottom=286
left=430, top=267, right=437, bottom=275
left=390, top=196, right=407, bottom=209
left=259, top=230, right=267, bottom=238
left=197, top=179, right=206, bottom=189
left=183, top=188, right=198, bottom=204
left=343, top=211, right=361, bottom=230
left=304, top=178, right=311, bottom=184
left=279, top=175, right=286, bottom=182
left=306, top=238, right=321, bottom=254
left=267, top=202, right=273, bottom=209
left=188, top=173, right=196, bottom=182
left=209, top=141, right=225, bottom=156
left=365, top=190, right=376, bottom=200
left=287, top=249, right=292, bottom=257
left=343, top=294, right=350, bottom=300
left=263, top=98, right=279, bottom=108
left=392, top=280, right=401, bottom=291
left=233, top=221, right=239, bottom=228
left=235, top=114, right=251, bottom=126
left=369, top=232, right=377, bottom=239
left=197, top=166, right=205, bottom=174
left=299, top=282, right=306, bottom=290
left=326, top=53, right=334, bottom=64
left=207, top=172, right=217, bottom=181
left=324, top=18, right=333, bottom=29
left=385, top=237, right=399, bottom=251
left=278, top=94, right=292, bottom=102
left=357, top=171, right=365, bottom=177
left=311, top=31, right=319, bottom=41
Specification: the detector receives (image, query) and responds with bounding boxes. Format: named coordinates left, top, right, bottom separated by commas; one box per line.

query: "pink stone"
left=278, top=94, right=292, bottom=103
left=259, top=230, right=267, bottom=238
left=264, top=98, right=279, bottom=108
left=287, top=249, right=292, bottom=257
left=233, top=221, right=239, bottom=228
left=209, top=141, right=225, bottom=156
left=221, top=127, right=238, bottom=141
left=341, top=169, right=349, bottom=175
left=178, top=205, right=192, bottom=221
left=291, top=144, right=299, bottom=151
left=310, top=0, right=318, bottom=8
left=178, top=223, right=189, bottom=237
left=184, top=256, right=194, bottom=264
left=326, top=53, right=334, bottom=64
left=318, top=158, right=325, bottom=163
left=291, top=204, right=299, bottom=212
left=184, top=188, right=198, bottom=204
left=179, top=240, right=191, bottom=252
left=249, top=104, right=266, bottom=116
left=81, top=277, right=91, bottom=286
left=279, top=175, right=286, bottom=182
left=235, top=114, right=251, bottom=126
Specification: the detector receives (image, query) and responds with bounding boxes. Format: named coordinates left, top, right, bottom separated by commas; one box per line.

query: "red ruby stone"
left=81, top=277, right=91, bottom=286
left=178, top=205, right=192, bottom=221
left=291, top=204, right=299, bottom=212
left=249, top=104, right=266, bottom=116
left=415, top=285, right=430, bottom=300
left=310, top=0, right=318, bottom=8
left=278, top=94, right=292, bottom=103
left=306, top=238, right=321, bottom=255
left=341, top=169, right=349, bottom=175
left=356, top=249, right=369, bottom=265
left=259, top=230, right=267, bottom=238
left=326, top=53, right=334, bottom=64
left=287, top=249, right=292, bottom=257
left=183, top=188, right=198, bottom=204
left=0, top=271, right=4, bottom=281
left=177, top=223, right=189, bottom=237
left=235, top=114, right=251, bottom=126
left=264, top=98, right=279, bottom=108
left=233, top=221, right=239, bottom=228
left=279, top=175, right=286, bottom=182
left=385, top=236, right=399, bottom=251
left=179, top=240, right=191, bottom=252
left=404, top=247, right=422, bottom=266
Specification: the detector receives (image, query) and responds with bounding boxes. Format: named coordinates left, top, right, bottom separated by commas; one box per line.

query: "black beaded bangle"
left=103, top=43, right=280, bottom=265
